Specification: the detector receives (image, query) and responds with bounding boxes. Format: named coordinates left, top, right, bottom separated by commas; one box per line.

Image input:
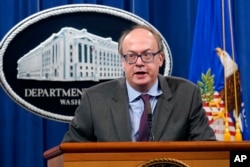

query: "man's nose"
left=135, top=56, right=144, bottom=65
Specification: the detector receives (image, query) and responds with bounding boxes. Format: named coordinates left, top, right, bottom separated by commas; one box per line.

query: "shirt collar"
left=126, top=79, right=162, bottom=102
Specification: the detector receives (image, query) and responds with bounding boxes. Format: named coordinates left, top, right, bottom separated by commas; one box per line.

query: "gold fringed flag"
left=189, top=0, right=250, bottom=141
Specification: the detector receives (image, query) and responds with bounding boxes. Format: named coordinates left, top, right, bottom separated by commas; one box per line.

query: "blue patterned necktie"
left=137, top=94, right=150, bottom=141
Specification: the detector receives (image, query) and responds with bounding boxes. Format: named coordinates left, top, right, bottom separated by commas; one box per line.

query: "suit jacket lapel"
left=152, top=75, right=173, bottom=140
left=110, top=78, right=132, bottom=141
left=108, top=75, right=173, bottom=141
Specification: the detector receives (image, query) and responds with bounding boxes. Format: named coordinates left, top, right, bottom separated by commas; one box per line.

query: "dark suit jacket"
left=62, top=74, right=216, bottom=142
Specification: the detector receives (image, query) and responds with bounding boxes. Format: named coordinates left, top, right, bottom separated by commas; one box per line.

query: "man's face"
left=121, top=28, right=164, bottom=92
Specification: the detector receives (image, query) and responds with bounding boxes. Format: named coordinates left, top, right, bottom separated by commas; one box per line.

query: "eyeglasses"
left=123, top=50, right=161, bottom=64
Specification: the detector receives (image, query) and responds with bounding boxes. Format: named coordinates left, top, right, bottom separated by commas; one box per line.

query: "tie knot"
left=141, top=94, right=150, bottom=103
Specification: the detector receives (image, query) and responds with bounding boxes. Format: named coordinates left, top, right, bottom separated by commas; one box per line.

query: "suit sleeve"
left=62, top=90, right=96, bottom=142
left=188, top=86, right=216, bottom=140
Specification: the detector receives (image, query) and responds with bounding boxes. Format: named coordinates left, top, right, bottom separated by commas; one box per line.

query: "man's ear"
left=121, top=59, right=126, bottom=70
left=159, top=52, right=165, bottom=67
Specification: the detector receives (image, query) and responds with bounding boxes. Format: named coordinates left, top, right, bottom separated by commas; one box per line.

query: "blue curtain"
left=0, top=0, right=249, bottom=167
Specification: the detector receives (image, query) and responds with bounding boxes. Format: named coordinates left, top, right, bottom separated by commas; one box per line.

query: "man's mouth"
left=135, top=71, right=146, bottom=74
left=134, top=71, right=148, bottom=77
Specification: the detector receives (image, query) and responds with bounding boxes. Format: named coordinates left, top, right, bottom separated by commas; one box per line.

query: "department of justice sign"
left=0, top=4, right=172, bottom=122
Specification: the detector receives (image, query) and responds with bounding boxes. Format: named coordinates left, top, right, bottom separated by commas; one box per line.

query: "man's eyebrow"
left=126, top=49, right=152, bottom=54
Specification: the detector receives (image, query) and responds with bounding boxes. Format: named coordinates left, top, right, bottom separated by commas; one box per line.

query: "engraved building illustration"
left=17, top=27, right=123, bottom=81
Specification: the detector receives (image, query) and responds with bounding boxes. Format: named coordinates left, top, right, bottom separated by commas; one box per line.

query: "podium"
left=44, top=141, right=250, bottom=167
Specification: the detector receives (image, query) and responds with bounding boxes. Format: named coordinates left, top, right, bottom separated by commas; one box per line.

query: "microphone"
left=145, top=100, right=154, bottom=141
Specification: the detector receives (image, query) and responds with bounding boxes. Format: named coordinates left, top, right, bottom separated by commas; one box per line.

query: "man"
left=62, top=25, right=216, bottom=142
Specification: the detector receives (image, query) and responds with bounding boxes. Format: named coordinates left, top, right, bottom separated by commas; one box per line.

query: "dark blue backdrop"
left=0, top=0, right=250, bottom=167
